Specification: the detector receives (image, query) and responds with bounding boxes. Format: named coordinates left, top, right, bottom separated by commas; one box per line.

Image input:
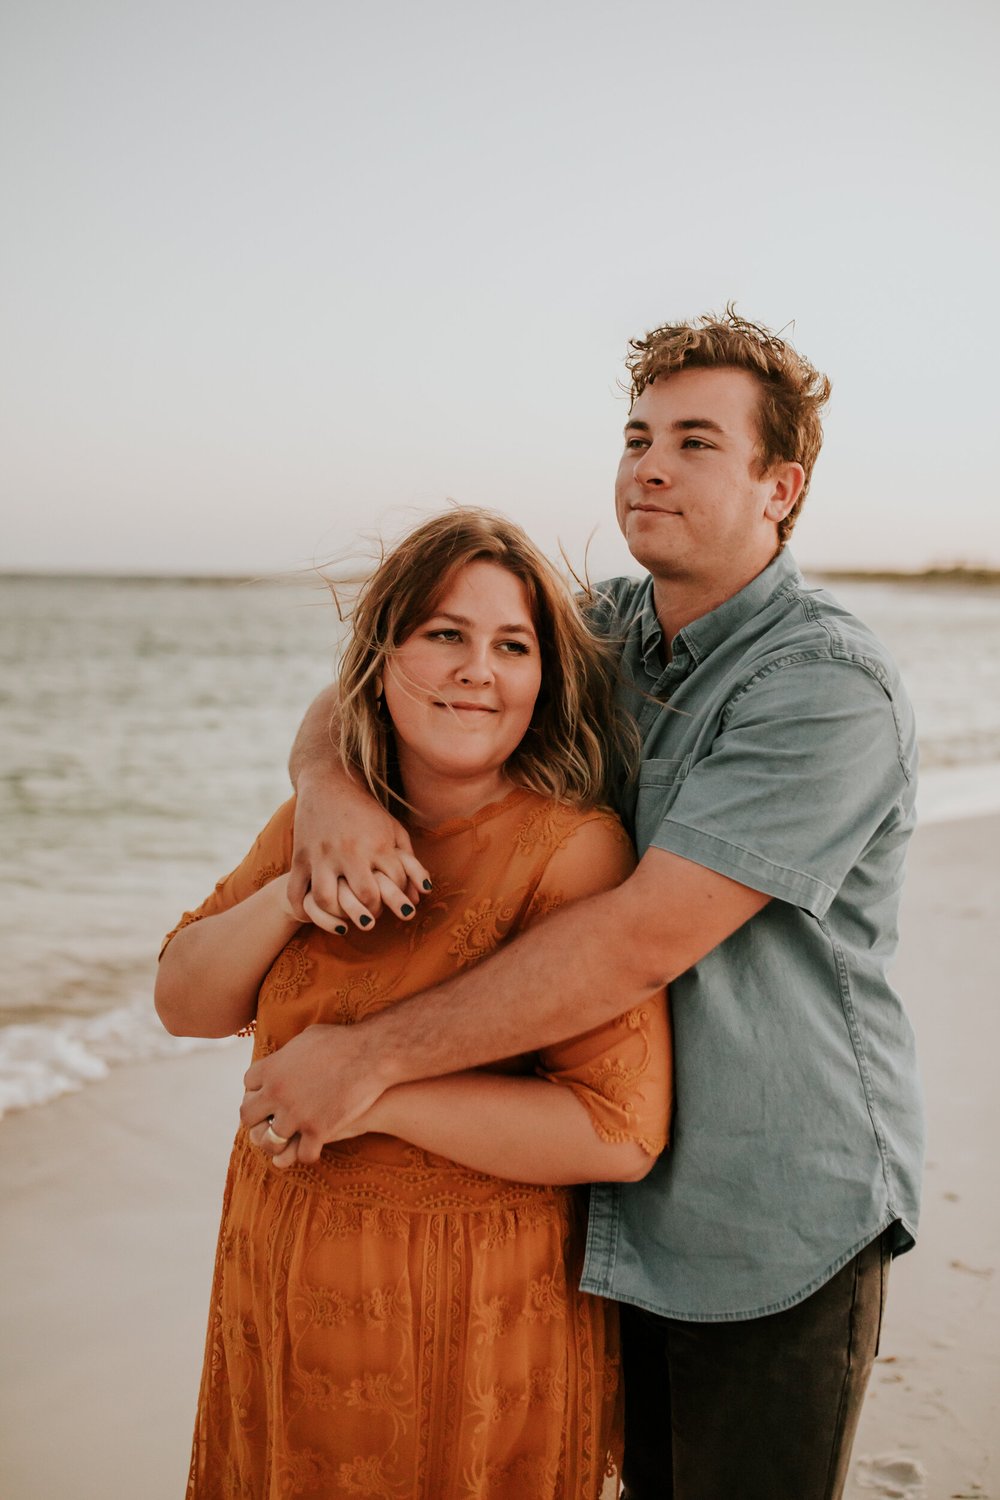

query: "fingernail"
left=422, top=879, right=433, bottom=891
left=400, top=903, right=414, bottom=917
left=359, top=915, right=373, bottom=928
left=334, top=924, right=348, bottom=936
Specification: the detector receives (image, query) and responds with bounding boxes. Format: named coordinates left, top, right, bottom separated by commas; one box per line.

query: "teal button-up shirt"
left=580, top=550, right=924, bottom=1321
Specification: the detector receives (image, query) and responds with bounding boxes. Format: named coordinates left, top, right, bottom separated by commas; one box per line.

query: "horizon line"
left=4, top=563, right=1000, bottom=587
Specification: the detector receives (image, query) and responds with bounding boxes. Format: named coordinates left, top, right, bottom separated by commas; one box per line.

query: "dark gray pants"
left=619, top=1233, right=891, bottom=1500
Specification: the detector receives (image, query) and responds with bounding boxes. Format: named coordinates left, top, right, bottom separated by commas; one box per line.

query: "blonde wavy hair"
left=334, top=509, right=631, bottom=813
left=625, top=305, right=832, bottom=545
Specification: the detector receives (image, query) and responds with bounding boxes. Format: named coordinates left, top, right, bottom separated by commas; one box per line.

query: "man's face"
left=615, top=366, right=792, bottom=586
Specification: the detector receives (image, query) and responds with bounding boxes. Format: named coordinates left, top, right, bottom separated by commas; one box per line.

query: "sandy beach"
left=0, top=815, right=996, bottom=1500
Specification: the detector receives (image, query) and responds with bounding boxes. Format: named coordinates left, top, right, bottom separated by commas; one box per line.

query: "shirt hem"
left=579, top=1214, right=917, bottom=1322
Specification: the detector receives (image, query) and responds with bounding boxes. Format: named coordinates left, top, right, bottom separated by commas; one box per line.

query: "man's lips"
left=630, top=502, right=681, bottom=515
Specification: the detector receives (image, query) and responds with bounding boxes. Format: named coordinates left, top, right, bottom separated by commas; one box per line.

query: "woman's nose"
left=456, top=644, right=494, bottom=684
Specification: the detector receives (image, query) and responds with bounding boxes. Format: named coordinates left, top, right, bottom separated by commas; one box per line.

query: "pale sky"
left=3, top=0, right=998, bottom=578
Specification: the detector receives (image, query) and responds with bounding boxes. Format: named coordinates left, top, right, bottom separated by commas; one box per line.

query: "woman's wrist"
left=267, top=873, right=302, bottom=925
left=359, top=1086, right=397, bottom=1135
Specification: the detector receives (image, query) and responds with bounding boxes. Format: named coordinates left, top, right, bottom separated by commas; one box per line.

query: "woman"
left=156, top=509, right=671, bottom=1499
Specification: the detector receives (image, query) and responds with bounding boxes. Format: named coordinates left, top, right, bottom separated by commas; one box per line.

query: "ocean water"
left=2, top=570, right=1000, bottom=1119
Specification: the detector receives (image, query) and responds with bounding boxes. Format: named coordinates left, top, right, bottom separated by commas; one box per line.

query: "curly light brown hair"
left=333, top=508, right=632, bottom=814
left=625, top=305, right=832, bottom=545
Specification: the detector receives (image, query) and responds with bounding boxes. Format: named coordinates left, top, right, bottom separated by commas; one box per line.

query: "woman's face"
left=383, top=560, right=543, bottom=793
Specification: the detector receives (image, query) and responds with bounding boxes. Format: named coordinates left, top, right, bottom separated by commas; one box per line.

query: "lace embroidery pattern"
left=331, top=969, right=393, bottom=1025
left=512, top=801, right=581, bottom=857
left=404, top=878, right=467, bottom=952
left=448, top=893, right=522, bottom=967
left=258, top=938, right=312, bottom=1005
left=553, top=1004, right=668, bottom=1156
left=188, top=1139, right=621, bottom=1498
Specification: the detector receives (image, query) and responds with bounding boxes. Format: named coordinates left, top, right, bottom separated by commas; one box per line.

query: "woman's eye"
left=427, top=628, right=461, bottom=642
left=498, top=641, right=530, bottom=655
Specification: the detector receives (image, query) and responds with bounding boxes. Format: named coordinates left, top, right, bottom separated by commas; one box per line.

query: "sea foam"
left=0, top=999, right=235, bottom=1119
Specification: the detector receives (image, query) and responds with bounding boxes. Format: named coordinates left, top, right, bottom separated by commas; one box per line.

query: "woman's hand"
left=288, top=763, right=430, bottom=932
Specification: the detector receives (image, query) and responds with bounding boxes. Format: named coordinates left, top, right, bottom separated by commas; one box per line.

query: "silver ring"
left=264, top=1116, right=290, bottom=1148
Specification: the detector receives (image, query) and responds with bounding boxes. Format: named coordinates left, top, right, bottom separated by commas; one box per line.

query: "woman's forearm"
left=362, top=1071, right=653, bottom=1185
left=155, top=877, right=301, bottom=1038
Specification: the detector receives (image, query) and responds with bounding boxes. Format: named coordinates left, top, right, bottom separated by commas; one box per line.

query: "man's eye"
left=625, top=438, right=648, bottom=451
left=681, top=438, right=710, bottom=450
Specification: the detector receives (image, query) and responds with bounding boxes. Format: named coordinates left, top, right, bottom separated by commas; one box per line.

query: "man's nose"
left=633, top=443, right=671, bottom=487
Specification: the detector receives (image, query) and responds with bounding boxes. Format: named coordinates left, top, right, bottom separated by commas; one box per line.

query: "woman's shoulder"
left=506, top=794, right=635, bottom=916
left=510, top=790, right=633, bottom=861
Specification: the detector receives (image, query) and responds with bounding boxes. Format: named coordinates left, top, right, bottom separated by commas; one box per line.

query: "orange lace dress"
left=165, top=788, right=671, bottom=1500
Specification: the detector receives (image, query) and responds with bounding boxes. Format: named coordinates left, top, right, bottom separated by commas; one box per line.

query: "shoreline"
left=0, top=814, right=997, bottom=1499
left=4, top=763, right=1000, bottom=1124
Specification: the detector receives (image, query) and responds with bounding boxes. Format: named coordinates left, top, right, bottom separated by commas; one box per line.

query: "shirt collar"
left=637, top=549, right=803, bottom=672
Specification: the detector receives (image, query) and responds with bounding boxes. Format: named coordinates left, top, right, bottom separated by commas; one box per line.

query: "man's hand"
left=240, top=1023, right=390, bottom=1166
left=289, top=765, right=431, bottom=930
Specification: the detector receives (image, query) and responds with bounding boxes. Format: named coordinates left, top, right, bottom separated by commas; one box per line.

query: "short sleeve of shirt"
left=650, top=657, right=912, bottom=918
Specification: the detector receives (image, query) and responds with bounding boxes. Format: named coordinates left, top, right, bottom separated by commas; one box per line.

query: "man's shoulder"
left=587, top=574, right=651, bottom=637
left=750, top=573, right=907, bottom=697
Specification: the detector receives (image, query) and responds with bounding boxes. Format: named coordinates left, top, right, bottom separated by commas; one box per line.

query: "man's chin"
left=625, top=537, right=683, bottom=577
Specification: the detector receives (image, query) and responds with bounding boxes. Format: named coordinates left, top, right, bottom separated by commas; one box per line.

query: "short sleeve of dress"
left=525, top=812, right=672, bottom=1158
left=158, top=796, right=296, bottom=958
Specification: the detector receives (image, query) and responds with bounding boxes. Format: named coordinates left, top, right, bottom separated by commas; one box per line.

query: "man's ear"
left=763, top=461, right=806, bottom=524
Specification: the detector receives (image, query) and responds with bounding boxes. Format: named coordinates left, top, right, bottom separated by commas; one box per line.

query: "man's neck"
left=651, top=551, right=781, bottom=659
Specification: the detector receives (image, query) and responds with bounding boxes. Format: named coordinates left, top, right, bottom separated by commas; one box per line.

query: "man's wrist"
left=352, top=1013, right=409, bottom=1092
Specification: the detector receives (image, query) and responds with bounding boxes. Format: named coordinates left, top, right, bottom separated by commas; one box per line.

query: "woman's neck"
left=398, top=764, right=516, bottom=829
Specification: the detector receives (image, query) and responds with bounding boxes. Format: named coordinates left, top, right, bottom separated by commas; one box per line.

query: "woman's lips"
left=435, top=701, right=497, bottom=713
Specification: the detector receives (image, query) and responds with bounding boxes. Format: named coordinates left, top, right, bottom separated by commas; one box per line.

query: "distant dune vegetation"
left=813, top=565, right=1000, bottom=587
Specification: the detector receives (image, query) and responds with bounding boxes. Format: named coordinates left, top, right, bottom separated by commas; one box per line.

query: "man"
left=241, top=310, right=924, bottom=1498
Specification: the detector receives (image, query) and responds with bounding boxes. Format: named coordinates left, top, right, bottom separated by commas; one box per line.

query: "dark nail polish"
left=359, top=915, right=373, bottom=928
left=400, top=903, right=414, bottom=917
left=422, top=879, right=433, bottom=891
left=334, top=924, right=348, bottom=936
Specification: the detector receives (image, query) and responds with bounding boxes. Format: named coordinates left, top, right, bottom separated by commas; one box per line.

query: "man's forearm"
left=289, top=683, right=341, bottom=787
left=358, top=846, right=767, bottom=1092
left=362, top=881, right=662, bottom=1091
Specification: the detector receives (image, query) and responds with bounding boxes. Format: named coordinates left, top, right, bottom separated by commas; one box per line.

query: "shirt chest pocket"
left=634, top=755, right=691, bottom=855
